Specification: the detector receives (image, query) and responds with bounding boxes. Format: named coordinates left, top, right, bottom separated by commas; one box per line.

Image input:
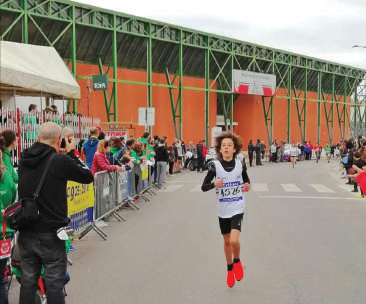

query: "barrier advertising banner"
left=67, top=181, right=95, bottom=231
left=232, top=70, right=276, bottom=96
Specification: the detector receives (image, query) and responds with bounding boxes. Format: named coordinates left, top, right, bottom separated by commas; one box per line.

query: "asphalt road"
left=9, top=158, right=366, bottom=304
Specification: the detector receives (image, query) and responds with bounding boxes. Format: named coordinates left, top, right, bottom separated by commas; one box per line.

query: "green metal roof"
left=1, top=0, right=365, bottom=96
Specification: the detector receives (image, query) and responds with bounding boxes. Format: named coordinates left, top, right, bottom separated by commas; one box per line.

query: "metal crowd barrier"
left=83, top=164, right=158, bottom=240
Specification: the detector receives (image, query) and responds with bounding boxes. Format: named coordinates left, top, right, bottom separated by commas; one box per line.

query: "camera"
left=60, top=138, right=71, bottom=149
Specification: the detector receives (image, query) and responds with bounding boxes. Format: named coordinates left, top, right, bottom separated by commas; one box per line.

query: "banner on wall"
left=67, top=181, right=95, bottom=231
left=232, top=70, right=276, bottom=96
left=104, top=130, right=128, bottom=139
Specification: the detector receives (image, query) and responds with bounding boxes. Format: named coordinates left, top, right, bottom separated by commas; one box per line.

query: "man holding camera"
left=18, top=122, right=93, bottom=304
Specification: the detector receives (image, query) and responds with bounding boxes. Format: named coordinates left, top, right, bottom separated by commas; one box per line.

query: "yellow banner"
left=67, top=181, right=95, bottom=216
left=141, top=167, right=149, bottom=180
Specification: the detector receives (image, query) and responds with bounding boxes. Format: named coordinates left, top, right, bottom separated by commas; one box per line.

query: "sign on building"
left=138, top=107, right=155, bottom=126
left=92, top=74, right=108, bottom=91
left=104, top=130, right=128, bottom=139
left=232, top=70, right=276, bottom=96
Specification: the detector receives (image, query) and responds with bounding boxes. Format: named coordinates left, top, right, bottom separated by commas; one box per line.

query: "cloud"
left=76, top=0, right=366, bottom=69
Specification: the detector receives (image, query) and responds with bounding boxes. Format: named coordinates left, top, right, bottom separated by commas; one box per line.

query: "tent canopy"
left=0, top=41, right=80, bottom=99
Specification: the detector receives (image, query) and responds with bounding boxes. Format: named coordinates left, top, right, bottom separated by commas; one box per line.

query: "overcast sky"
left=77, top=0, right=366, bottom=70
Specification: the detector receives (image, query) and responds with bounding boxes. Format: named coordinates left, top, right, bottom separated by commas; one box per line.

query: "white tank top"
left=214, top=159, right=245, bottom=218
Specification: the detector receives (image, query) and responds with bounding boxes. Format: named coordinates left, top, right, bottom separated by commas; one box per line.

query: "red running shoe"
left=227, top=270, right=235, bottom=288
left=233, top=261, right=244, bottom=281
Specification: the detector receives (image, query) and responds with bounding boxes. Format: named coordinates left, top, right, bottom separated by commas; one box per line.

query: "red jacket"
left=202, top=145, right=208, bottom=158
left=91, top=152, right=117, bottom=176
left=357, top=171, right=366, bottom=194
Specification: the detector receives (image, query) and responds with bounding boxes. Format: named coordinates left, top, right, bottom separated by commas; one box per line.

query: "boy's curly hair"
left=214, top=132, right=243, bottom=159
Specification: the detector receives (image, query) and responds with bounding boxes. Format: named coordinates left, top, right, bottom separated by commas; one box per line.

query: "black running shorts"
left=218, top=213, right=244, bottom=235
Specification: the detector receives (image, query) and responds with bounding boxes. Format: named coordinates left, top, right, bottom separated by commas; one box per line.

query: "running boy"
left=201, top=132, right=250, bottom=288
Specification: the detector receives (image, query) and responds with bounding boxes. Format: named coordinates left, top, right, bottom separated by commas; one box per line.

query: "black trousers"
left=248, top=152, right=253, bottom=166
left=169, top=162, right=174, bottom=174
left=197, top=156, right=205, bottom=172
left=271, top=152, right=277, bottom=162
left=19, top=232, right=67, bottom=304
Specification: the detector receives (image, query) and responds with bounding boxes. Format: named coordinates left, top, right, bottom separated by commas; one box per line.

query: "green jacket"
left=21, top=115, right=38, bottom=140
left=0, top=168, right=16, bottom=237
left=131, top=149, right=146, bottom=165
left=110, top=147, right=122, bottom=157
left=137, top=138, right=155, bottom=160
left=325, top=145, right=331, bottom=154
left=4, top=148, right=18, bottom=184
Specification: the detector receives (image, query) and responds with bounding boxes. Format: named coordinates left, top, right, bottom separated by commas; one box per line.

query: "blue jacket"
left=83, top=137, right=99, bottom=169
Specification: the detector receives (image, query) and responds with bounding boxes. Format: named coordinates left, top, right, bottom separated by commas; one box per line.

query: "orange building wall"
left=73, top=63, right=350, bottom=149
left=233, top=88, right=350, bottom=149
left=75, top=63, right=217, bottom=146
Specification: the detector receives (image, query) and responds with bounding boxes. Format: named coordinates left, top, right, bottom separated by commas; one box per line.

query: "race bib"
left=218, top=181, right=243, bottom=203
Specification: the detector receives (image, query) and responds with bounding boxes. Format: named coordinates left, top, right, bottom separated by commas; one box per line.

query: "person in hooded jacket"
left=82, top=127, right=99, bottom=169
left=247, top=140, right=254, bottom=167
left=17, top=122, right=94, bottom=304
left=155, top=137, right=169, bottom=187
left=0, top=149, right=16, bottom=304
left=255, top=139, right=262, bottom=165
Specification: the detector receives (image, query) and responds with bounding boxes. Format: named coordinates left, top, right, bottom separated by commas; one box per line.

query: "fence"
left=0, top=107, right=100, bottom=166
left=77, top=163, right=157, bottom=240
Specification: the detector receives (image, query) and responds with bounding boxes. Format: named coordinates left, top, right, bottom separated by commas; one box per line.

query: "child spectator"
left=83, top=127, right=99, bottom=169
left=91, top=140, right=125, bottom=176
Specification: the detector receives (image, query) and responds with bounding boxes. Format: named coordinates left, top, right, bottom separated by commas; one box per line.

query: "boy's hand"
left=242, top=183, right=250, bottom=192
left=214, top=179, right=224, bottom=188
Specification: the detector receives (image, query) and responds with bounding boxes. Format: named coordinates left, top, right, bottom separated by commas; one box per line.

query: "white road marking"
left=251, top=183, right=269, bottom=192
left=281, top=184, right=302, bottom=192
left=258, top=195, right=360, bottom=200
left=309, top=184, right=335, bottom=193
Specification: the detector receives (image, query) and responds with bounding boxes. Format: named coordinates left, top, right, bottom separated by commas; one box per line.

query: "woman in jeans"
left=0, top=149, right=16, bottom=303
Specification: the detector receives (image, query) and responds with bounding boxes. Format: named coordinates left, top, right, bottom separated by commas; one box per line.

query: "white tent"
left=0, top=41, right=80, bottom=99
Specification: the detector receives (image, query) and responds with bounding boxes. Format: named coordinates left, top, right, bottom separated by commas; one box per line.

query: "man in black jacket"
left=155, top=138, right=168, bottom=187
left=18, top=122, right=93, bottom=304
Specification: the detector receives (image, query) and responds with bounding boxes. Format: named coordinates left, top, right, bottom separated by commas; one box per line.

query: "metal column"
left=205, top=38, right=210, bottom=145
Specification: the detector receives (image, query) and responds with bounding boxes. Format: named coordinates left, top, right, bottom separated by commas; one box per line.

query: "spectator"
left=17, top=122, right=93, bottom=304
left=98, top=131, right=105, bottom=140
left=0, top=129, right=18, bottom=183
left=248, top=139, right=254, bottom=167
left=51, top=105, right=58, bottom=114
left=175, top=138, right=183, bottom=172
left=260, top=140, right=266, bottom=160
left=61, top=127, right=80, bottom=157
left=110, top=137, right=123, bottom=157
left=82, top=127, right=99, bottom=169
left=120, top=150, right=134, bottom=171
left=91, top=140, right=125, bottom=176
left=131, top=142, right=146, bottom=165
left=255, top=139, right=262, bottom=165
left=78, top=139, right=86, bottom=161
left=117, top=139, right=135, bottom=160
left=196, top=140, right=205, bottom=173
left=185, top=141, right=196, bottom=168
left=104, top=140, right=122, bottom=166
left=0, top=149, right=16, bottom=304
left=22, top=104, right=38, bottom=141
left=155, top=138, right=168, bottom=187
left=167, top=146, right=175, bottom=175
left=270, top=141, right=277, bottom=163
